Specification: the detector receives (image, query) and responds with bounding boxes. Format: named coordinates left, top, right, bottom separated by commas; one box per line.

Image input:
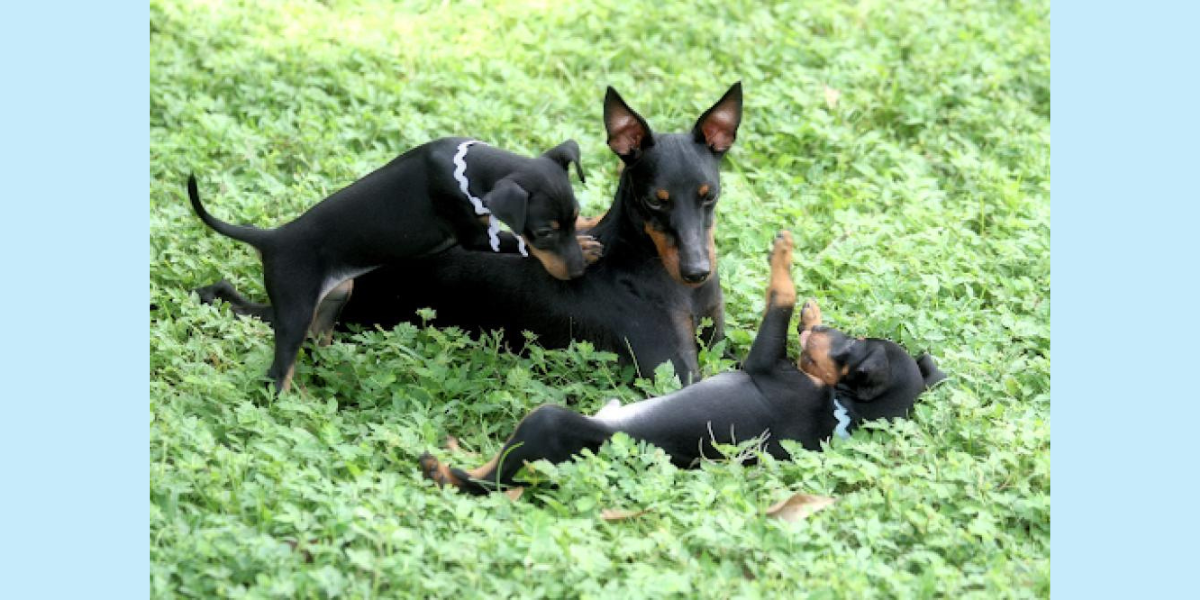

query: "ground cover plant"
left=150, top=0, right=1049, bottom=596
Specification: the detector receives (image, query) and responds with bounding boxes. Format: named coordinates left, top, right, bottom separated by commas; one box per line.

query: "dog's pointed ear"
left=843, top=344, right=890, bottom=401
left=692, top=81, right=743, bottom=155
left=543, top=140, right=586, bottom=184
left=604, top=86, right=655, bottom=164
left=482, top=179, right=529, bottom=233
left=917, top=353, right=947, bottom=389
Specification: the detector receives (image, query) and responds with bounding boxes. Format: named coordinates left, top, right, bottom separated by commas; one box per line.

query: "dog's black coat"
left=207, top=84, right=746, bottom=385
left=188, top=137, right=587, bottom=392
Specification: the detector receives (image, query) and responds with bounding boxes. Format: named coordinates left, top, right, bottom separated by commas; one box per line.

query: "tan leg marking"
left=800, top=298, right=823, bottom=330
left=766, top=231, right=795, bottom=311
left=465, top=453, right=502, bottom=480
left=527, top=243, right=571, bottom=280
left=279, top=364, right=296, bottom=394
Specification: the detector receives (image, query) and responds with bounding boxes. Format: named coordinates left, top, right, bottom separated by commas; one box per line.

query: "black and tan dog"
left=188, top=138, right=593, bottom=392
left=419, top=231, right=946, bottom=494
left=201, top=83, right=744, bottom=383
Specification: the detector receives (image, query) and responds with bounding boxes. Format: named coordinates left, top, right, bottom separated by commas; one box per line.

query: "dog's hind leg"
left=420, top=405, right=612, bottom=495
left=263, top=269, right=323, bottom=394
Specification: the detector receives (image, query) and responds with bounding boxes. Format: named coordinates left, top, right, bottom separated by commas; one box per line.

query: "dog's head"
left=604, top=82, right=743, bottom=286
left=486, top=140, right=587, bottom=280
left=798, top=321, right=945, bottom=418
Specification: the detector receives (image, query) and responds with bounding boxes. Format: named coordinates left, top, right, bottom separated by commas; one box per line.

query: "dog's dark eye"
left=535, top=228, right=556, bottom=238
left=646, top=197, right=670, bottom=211
left=701, top=193, right=718, bottom=206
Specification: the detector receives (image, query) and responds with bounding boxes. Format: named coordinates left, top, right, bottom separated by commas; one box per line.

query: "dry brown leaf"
left=600, top=508, right=649, bottom=521
left=765, top=493, right=836, bottom=522
left=823, top=85, right=841, bottom=110
left=504, top=487, right=525, bottom=501
left=445, top=436, right=461, bottom=452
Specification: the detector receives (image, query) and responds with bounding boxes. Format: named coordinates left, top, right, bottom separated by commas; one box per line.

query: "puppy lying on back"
left=187, top=137, right=594, bottom=393
left=420, top=231, right=946, bottom=494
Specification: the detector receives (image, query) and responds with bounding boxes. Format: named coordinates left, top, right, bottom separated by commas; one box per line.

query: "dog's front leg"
left=742, top=231, right=796, bottom=374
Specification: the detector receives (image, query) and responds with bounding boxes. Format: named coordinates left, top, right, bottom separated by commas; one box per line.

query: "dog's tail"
left=916, top=353, right=947, bottom=389
left=187, top=175, right=272, bottom=248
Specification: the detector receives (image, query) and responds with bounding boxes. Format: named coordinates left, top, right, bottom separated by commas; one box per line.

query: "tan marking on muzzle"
left=526, top=241, right=572, bottom=280
left=643, top=223, right=683, bottom=284
left=799, top=331, right=843, bottom=387
left=643, top=223, right=717, bottom=288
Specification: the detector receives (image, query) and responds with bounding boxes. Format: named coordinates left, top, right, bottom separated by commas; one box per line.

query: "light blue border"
left=0, top=2, right=148, bottom=598
left=1053, top=1, right=1200, bottom=596
left=6, top=0, right=1200, bottom=596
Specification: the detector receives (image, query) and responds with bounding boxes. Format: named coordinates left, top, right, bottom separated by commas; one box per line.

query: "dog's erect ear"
left=604, top=86, right=655, bottom=163
left=917, top=353, right=947, bottom=389
left=692, top=81, right=743, bottom=155
left=483, top=179, right=529, bottom=233
left=843, top=344, right=891, bottom=401
left=543, top=140, right=586, bottom=184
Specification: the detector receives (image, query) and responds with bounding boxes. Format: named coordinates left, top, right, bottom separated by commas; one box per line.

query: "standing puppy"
left=420, top=231, right=947, bottom=494
left=188, top=138, right=593, bottom=393
left=193, top=84, right=743, bottom=383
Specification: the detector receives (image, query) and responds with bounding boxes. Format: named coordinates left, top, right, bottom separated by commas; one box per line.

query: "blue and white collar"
left=832, top=396, right=852, bottom=440
left=452, top=140, right=527, bottom=257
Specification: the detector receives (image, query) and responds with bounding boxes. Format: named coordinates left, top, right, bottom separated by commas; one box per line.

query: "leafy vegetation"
left=150, top=0, right=1049, bottom=596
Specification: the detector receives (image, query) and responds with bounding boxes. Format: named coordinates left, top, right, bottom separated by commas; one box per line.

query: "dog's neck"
left=831, top=395, right=853, bottom=439
left=452, top=140, right=526, bottom=256
left=588, top=170, right=659, bottom=261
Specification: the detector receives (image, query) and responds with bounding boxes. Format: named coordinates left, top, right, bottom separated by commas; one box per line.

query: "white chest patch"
left=452, top=140, right=527, bottom=257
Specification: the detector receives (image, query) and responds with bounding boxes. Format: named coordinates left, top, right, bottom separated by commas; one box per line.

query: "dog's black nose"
left=681, top=269, right=710, bottom=284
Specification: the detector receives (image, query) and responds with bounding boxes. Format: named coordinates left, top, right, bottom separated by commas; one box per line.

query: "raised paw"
left=577, top=235, right=604, bottom=265
left=800, top=298, right=822, bottom=330
left=770, top=230, right=794, bottom=268
left=766, top=231, right=796, bottom=309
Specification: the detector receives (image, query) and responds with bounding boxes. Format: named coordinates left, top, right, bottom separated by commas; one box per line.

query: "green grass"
left=150, top=0, right=1049, bottom=597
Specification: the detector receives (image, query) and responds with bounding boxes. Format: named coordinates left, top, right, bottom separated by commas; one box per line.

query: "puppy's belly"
left=590, top=372, right=775, bottom=458
left=319, top=266, right=378, bottom=300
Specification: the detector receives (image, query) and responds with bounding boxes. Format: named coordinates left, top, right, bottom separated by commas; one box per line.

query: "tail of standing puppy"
left=187, top=175, right=272, bottom=248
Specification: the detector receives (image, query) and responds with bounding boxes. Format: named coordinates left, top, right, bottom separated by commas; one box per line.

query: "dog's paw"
left=419, top=452, right=461, bottom=488
left=770, top=231, right=794, bottom=267
left=193, top=279, right=234, bottom=306
left=577, top=235, right=604, bottom=264
left=800, top=298, right=822, bottom=330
